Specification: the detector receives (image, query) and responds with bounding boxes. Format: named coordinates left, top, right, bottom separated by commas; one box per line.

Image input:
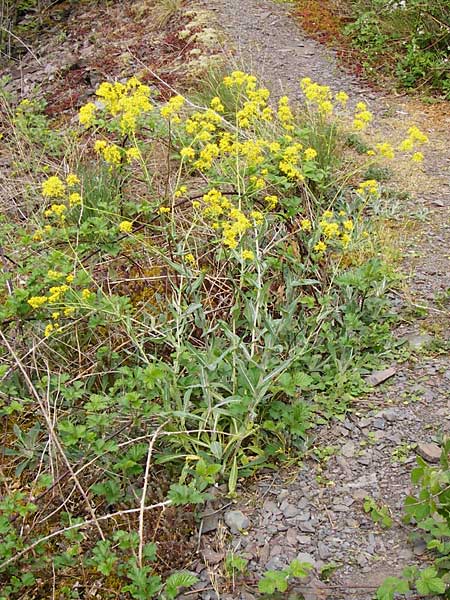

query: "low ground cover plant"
left=342, top=0, right=450, bottom=97
left=0, top=70, right=429, bottom=597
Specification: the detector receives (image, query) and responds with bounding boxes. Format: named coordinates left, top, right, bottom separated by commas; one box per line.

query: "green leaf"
left=168, top=484, right=206, bottom=506
left=258, top=570, right=289, bottom=594
left=288, top=559, right=313, bottom=579
left=164, top=571, right=198, bottom=599
left=376, top=576, right=409, bottom=600
left=416, top=567, right=446, bottom=595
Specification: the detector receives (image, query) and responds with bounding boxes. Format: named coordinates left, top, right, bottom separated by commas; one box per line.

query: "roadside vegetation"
left=1, top=1, right=448, bottom=598
left=293, top=0, right=450, bottom=98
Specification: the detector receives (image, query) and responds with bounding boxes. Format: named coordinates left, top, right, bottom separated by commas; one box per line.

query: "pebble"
left=224, top=510, right=250, bottom=534
left=341, top=441, right=356, bottom=458
left=417, top=441, right=442, bottom=463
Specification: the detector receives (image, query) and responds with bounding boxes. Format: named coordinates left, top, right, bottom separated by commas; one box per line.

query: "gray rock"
left=341, top=441, right=356, bottom=458
left=365, top=366, right=396, bottom=386
left=224, top=510, right=250, bottom=534
left=262, top=499, right=279, bottom=514
left=200, top=512, right=220, bottom=534
left=283, top=503, right=300, bottom=518
left=406, top=333, right=433, bottom=349
left=317, top=542, right=331, bottom=560
left=382, top=408, right=400, bottom=422
left=299, top=520, right=316, bottom=533
left=417, top=441, right=442, bottom=463
left=372, top=418, right=386, bottom=430
left=296, top=551, right=316, bottom=566
left=265, top=555, right=286, bottom=570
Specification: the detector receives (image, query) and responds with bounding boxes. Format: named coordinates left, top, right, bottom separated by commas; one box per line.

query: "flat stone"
left=299, top=521, right=316, bottom=533
left=262, top=499, right=279, bottom=514
left=224, top=510, right=250, bottom=534
left=372, top=418, right=386, bottom=430
left=317, top=542, right=331, bottom=560
left=417, top=441, right=442, bottom=463
left=365, top=366, right=396, bottom=386
left=296, top=552, right=316, bottom=567
left=406, top=333, right=433, bottom=349
left=283, top=503, right=301, bottom=518
left=202, top=548, right=225, bottom=565
left=200, top=512, right=220, bottom=533
left=341, top=440, right=356, bottom=458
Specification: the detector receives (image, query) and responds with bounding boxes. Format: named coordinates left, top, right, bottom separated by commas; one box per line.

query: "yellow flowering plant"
left=0, top=69, right=429, bottom=597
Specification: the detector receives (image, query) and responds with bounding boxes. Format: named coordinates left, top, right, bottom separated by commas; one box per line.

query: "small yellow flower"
left=241, top=249, right=254, bottom=260
left=376, top=142, right=395, bottom=159
left=94, top=140, right=107, bottom=153
left=303, top=148, right=317, bottom=161
left=341, top=233, right=351, bottom=247
left=28, top=296, right=48, bottom=309
left=300, top=219, right=312, bottom=232
left=69, top=192, right=81, bottom=206
left=210, top=97, right=225, bottom=112
left=174, top=185, right=187, bottom=198
left=343, top=219, right=354, bottom=231
left=79, top=102, right=97, bottom=127
left=52, top=312, right=60, bottom=320
left=335, top=91, right=349, bottom=107
left=158, top=206, right=171, bottom=214
left=180, top=147, right=195, bottom=160
left=126, top=147, right=140, bottom=162
left=119, top=220, right=133, bottom=233
left=367, top=150, right=376, bottom=156
left=412, top=152, right=424, bottom=163
left=64, top=307, right=75, bottom=317
left=185, top=253, right=196, bottom=265
left=264, top=195, right=278, bottom=210
left=66, top=274, right=74, bottom=283
left=251, top=211, right=264, bottom=224
left=42, top=176, right=65, bottom=198
left=81, top=289, right=92, bottom=300
left=47, top=269, right=64, bottom=280
left=66, top=173, right=80, bottom=186
left=314, top=240, right=327, bottom=253
left=44, top=323, right=55, bottom=337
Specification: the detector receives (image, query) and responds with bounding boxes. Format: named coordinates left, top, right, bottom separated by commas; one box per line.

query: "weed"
left=0, top=69, right=428, bottom=597
left=363, top=496, right=393, bottom=528
left=377, top=438, right=450, bottom=599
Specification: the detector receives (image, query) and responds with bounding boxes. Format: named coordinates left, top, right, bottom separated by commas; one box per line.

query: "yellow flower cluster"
left=357, top=179, right=379, bottom=195
left=264, top=195, right=278, bottom=210
left=199, top=188, right=256, bottom=250
left=222, top=71, right=272, bottom=128
left=119, top=220, right=133, bottom=233
left=222, top=208, right=252, bottom=249
left=42, top=176, right=66, bottom=198
left=79, top=102, right=97, bottom=127
left=94, top=77, right=153, bottom=133
left=41, top=174, right=82, bottom=224
left=335, top=91, right=349, bottom=107
left=44, top=204, right=67, bottom=221
left=315, top=211, right=355, bottom=251
left=300, top=78, right=333, bottom=116
left=353, top=101, right=373, bottom=131
left=277, top=96, right=295, bottom=131
left=160, top=95, right=185, bottom=123
left=375, top=142, right=395, bottom=159
left=279, top=143, right=305, bottom=180
left=399, top=125, right=428, bottom=162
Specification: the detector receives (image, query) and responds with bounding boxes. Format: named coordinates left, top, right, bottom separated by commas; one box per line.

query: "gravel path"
left=190, top=1, right=450, bottom=598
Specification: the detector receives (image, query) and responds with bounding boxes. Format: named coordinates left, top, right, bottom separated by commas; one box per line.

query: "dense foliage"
left=0, top=70, right=429, bottom=597
left=343, top=0, right=450, bottom=96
